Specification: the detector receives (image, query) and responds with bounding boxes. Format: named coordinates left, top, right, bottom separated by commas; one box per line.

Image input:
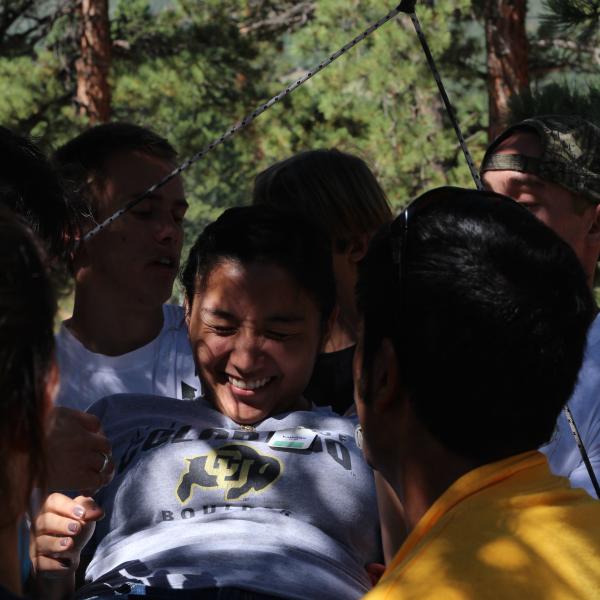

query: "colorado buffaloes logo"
left=176, top=443, right=283, bottom=503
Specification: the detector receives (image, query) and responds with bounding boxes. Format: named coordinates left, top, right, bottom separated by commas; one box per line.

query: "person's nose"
left=230, top=329, right=264, bottom=375
left=154, top=210, right=182, bottom=244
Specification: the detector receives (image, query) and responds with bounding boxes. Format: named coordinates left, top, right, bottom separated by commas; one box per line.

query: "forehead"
left=494, top=130, right=543, bottom=157
left=194, top=260, right=314, bottom=316
left=97, top=150, right=184, bottom=208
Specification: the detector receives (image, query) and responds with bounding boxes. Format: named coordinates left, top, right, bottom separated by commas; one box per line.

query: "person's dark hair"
left=0, top=207, right=56, bottom=519
left=0, top=126, right=75, bottom=264
left=53, top=122, right=177, bottom=221
left=253, top=149, right=392, bottom=250
left=357, top=186, right=594, bottom=463
left=181, top=205, right=336, bottom=326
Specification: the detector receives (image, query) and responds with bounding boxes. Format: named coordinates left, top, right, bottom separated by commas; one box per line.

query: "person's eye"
left=173, top=212, right=186, bottom=225
left=265, top=330, right=294, bottom=341
left=210, top=325, right=237, bottom=336
left=131, top=209, right=153, bottom=220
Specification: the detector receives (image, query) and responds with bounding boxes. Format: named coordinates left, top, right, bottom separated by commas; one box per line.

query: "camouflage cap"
left=481, top=115, right=600, bottom=204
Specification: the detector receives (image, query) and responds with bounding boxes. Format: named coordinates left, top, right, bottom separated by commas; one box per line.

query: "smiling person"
left=356, top=187, right=600, bottom=599
left=481, top=115, right=600, bottom=497
left=34, top=205, right=380, bottom=600
left=45, top=124, right=201, bottom=492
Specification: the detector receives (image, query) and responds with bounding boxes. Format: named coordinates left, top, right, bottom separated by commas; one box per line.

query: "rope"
left=82, top=2, right=405, bottom=242
left=399, top=0, right=483, bottom=190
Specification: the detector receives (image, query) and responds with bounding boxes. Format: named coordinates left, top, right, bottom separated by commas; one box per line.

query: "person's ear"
left=368, top=338, right=400, bottom=416
left=587, top=203, right=600, bottom=244
left=183, top=296, right=191, bottom=326
left=347, top=233, right=370, bottom=264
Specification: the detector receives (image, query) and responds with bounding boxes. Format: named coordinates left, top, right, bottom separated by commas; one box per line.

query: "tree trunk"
left=76, top=0, right=111, bottom=124
left=484, top=0, right=529, bottom=141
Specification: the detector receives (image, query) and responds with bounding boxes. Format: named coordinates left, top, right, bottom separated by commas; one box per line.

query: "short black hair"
left=357, top=187, right=594, bottom=462
left=0, top=206, right=56, bottom=518
left=181, top=205, right=336, bottom=326
left=0, top=126, right=75, bottom=263
left=53, top=122, right=177, bottom=220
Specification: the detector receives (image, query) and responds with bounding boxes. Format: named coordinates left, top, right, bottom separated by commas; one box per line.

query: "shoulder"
left=162, top=304, right=187, bottom=330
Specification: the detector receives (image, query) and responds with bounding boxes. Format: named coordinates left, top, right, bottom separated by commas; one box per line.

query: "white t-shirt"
left=79, top=395, right=380, bottom=600
left=541, top=314, right=600, bottom=497
left=55, top=304, right=201, bottom=411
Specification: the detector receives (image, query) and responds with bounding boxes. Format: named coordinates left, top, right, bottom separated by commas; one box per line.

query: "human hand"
left=46, top=407, right=114, bottom=492
left=32, top=493, right=104, bottom=577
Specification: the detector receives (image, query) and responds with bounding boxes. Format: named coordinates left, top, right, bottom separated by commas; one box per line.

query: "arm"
left=31, top=494, right=103, bottom=600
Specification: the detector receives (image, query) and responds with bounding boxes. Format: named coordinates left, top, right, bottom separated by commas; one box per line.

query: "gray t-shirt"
left=79, top=394, right=380, bottom=599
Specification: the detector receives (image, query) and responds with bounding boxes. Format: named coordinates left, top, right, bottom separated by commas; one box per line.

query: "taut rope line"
left=82, top=2, right=405, bottom=242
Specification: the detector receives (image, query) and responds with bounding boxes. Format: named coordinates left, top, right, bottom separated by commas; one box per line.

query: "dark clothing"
left=0, top=586, right=23, bottom=600
left=304, top=345, right=355, bottom=415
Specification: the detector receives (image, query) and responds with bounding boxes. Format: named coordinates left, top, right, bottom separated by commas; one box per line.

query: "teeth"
left=229, top=376, right=271, bottom=390
left=158, top=257, right=172, bottom=266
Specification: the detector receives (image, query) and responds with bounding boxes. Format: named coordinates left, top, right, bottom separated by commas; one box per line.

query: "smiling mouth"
left=227, top=375, right=274, bottom=391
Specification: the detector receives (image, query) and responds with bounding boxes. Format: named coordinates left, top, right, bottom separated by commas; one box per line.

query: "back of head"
left=0, top=126, right=74, bottom=263
left=253, top=149, right=392, bottom=247
left=53, top=122, right=177, bottom=220
left=358, top=187, right=594, bottom=462
left=181, top=205, right=336, bottom=325
left=0, top=207, right=56, bottom=515
left=481, top=114, right=600, bottom=205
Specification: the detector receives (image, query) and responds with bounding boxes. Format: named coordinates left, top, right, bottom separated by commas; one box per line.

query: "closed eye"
left=265, top=330, right=296, bottom=341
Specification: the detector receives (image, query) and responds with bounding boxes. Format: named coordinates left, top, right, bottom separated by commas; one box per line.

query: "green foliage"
left=251, top=0, right=483, bottom=211
left=509, top=82, right=600, bottom=126
left=2, top=0, right=599, bottom=250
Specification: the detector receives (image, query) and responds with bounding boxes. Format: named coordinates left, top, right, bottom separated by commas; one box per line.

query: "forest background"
left=2, top=0, right=600, bottom=304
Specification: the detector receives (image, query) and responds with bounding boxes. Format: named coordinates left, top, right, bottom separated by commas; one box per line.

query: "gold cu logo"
left=176, top=443, right=283, bottom=503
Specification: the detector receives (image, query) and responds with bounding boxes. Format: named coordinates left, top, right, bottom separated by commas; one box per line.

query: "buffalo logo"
left=176, top=443, right=283, bottom=503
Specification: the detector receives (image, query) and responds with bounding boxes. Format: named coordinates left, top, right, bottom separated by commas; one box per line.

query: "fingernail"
left=68, top=522, right=79, bottom=533
left=72, top=505, right=85, bottom=518
left=59, top=537, right=70, bottom=547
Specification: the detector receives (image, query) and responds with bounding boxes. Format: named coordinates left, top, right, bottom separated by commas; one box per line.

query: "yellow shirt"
left=365, top=451, right=600, bottom=599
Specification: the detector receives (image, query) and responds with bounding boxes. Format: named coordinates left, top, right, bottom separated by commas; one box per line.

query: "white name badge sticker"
left=268, top=427, right=317, bottom=450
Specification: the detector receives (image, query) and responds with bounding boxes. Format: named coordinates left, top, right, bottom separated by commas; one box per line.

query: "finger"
left=36, top=493, right=89, bottom=522
left=34, top=534, right=74, bottom=556
left=81, top=431, right=112, bottom=456
left=35, top=512, right=82, bottom=537
left=34, top=553, right=75, bottom=574
left=73, top=496, right=104, bottom=522
left=74, top=410, right=102, bottom=433
left=51, top=407, right=101, bottom=434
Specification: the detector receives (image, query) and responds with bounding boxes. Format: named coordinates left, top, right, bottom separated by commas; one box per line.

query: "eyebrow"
left=129, top=192, right=189, bottom=208
left=201, top=308, right=305, bottom=323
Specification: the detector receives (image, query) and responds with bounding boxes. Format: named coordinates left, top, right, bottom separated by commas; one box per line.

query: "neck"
left=66, top=282, right=165, bottom=356
left=324, top=311, right=357, bottom=353
left=387, top=434, right=483, bottom=531
left=0, top=521, right=22, bottom=596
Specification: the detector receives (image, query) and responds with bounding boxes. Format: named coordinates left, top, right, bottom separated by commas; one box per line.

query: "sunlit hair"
left=53, top=122, right=177, bottom=228
left=357, top=187, right=594, bottom=462
left=0, top=206, right=56, bottom=521
left=253, top=149, right=392, bottom=250
left=181, top=205, right=336, bottom=327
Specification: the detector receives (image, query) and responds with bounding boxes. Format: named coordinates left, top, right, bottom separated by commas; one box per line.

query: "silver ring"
left=99, top=452, right=110, bottom=474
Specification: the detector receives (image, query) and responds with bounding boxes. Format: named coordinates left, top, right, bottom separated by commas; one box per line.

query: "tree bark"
left=484, top=0, right=529, bottom=141
left=76, top=0, right=111, bottom=124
